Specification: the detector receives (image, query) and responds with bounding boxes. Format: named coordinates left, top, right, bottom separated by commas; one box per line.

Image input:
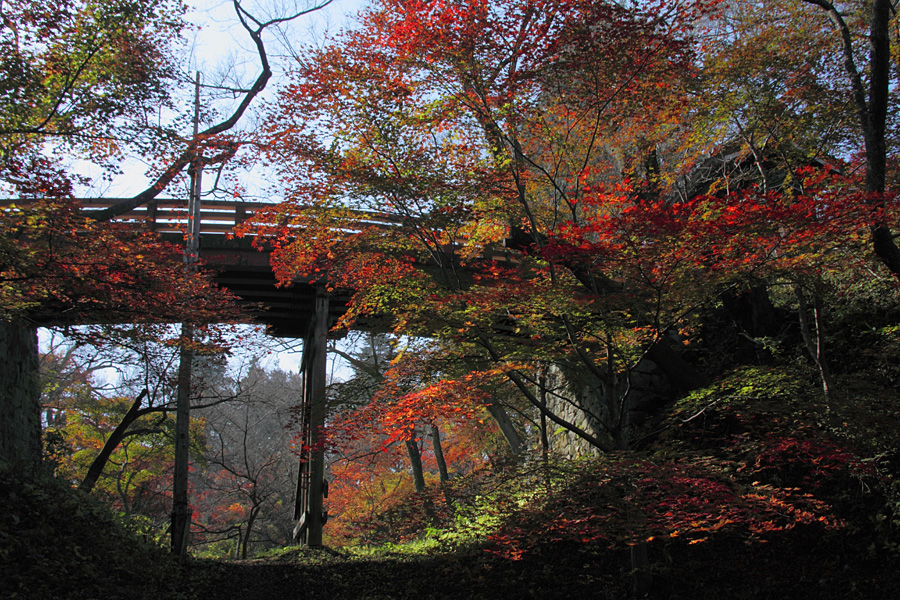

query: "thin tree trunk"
left=430, top=424, right=449, bottom=483
left=233, top=526, right=242, bottom=560
left=79, top=390, right=148, bottom=493
left=631, top=541, right=652, bottom=598
left=405, top=433, right=426, bottom=493
left=242, top=505, right=260, bottom=559
left=478, top=332, right=615, bottom=453
left=539, top=371, right=551, bottom=488
left=794, top=285, right=834, bottom=400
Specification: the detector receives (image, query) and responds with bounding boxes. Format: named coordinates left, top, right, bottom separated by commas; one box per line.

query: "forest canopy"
left=241, top=0, right=900, bottom=453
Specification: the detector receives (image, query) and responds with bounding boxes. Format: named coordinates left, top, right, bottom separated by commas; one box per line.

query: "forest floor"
left=174, top=529, right=900, bottom=600
left=4, top=451, right=900, bottom=600
left=5, top=459, right=898, bottom=600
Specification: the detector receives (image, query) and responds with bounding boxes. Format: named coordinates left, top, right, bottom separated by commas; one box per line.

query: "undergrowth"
left=0, top=464, right=179, bottom=600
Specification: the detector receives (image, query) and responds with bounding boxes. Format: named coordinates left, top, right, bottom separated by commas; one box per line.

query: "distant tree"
left=38, top=324, right=241, bottom=536
left=327, top=333, right=430, bottom=493
left=193, top=365, right=301, bottom=558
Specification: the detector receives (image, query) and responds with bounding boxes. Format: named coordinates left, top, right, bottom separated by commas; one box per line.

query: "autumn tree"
left=0, top=0, right=181, bottom=467
left=38, top=325, right=242, bottom=526
left=248, top=0, right=735, bottom=454
left=327, top=333, right=500, bottom=493
left=325, top=333, right=503, bottom=545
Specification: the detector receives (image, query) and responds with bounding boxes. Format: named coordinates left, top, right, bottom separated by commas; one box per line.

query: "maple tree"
left=0, top=0, right=193, bottom=468
left=322, top=332, right=506, bottom=544
left=0, top=199, right=239, bottom=324
left=249, top=0, right=701, bottom=453
left=245, top=0, right=894, bottom=461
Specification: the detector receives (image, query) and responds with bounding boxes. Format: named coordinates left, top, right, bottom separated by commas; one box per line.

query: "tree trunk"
left=794, top=285, right=834, bottom=401
left=538, top=372, right=551, bottom=485
left=861, top=0, right=900, bottom=275
left=485, top=403, right=524, bottom=456
left=405, top=433, right=426, bottom=493
left=0, top=320, right=42, bottom=470
left=631, top=541, right=652, bottom=598
left=242, top=505, right=260, bottom=560
left=430, top=424, right=449, bottom=483
left=79, top=390, right=148, bottom=493
left=805, top=0, right=900, bottom=276
left=233, top=526, right=243, bottom=560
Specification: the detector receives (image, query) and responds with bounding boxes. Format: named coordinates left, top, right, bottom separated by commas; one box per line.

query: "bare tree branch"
left=88, top=0, right=333, bottom=222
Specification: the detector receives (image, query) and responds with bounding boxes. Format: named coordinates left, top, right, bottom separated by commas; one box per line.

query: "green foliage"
left=673, top=366, right=808, bottom=416
left=0, top=0, right=186, bottom=181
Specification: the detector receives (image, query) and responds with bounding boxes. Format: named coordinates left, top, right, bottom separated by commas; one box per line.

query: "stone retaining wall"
left=0, top=321, right=42, bottom=467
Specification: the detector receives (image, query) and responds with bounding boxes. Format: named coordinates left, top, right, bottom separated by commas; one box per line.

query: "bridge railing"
left=3, top=198, right=517, bottom=262
left=3, top=197, right=403, bottom=236
left=0, top=197, right=272, bottom=235
left=77, top=198, right=271, bottom=235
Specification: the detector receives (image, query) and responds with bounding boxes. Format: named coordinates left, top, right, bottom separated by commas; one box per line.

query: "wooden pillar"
left=170, top=324, right=193, bottom=556
left=293, top=288, right=329, bottom=547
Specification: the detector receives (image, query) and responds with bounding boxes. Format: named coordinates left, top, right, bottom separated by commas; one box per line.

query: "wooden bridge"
left=14, top=196, right=514, bottom=548
left=75, top=197, right=335, bottom=547
left=78, top=197, right=350, bottom=338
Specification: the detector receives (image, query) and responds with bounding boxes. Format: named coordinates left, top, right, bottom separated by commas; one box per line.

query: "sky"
left=179, top=0, right=366, bottom=375
left=184, top=0, right=362, bottom=70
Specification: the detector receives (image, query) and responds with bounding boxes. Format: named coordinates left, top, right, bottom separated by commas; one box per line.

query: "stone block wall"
left=0, top=321, right=42, bottom=467
left=544, top=357, right=672, bottom=458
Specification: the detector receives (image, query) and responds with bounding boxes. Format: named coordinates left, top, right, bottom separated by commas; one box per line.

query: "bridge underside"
left=197, top=236, right=349, bottom=338
left=202, top=236, right=334, bottom=546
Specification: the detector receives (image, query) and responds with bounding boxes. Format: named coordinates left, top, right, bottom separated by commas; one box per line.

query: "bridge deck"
left=7, top=197, right=513, bottom=337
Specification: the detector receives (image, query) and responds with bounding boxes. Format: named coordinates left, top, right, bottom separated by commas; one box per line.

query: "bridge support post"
left=293, top=288, right=329, bottom=547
